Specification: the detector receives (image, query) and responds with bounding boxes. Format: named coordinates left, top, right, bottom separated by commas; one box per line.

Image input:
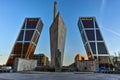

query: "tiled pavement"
left=0, top=72, right=120, bottom=80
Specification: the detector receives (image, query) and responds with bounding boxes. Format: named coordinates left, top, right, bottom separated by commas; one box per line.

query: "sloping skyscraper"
left=6, top=18, right=43, bottom=67
left=50, top=2, right=66, bottom=70
left=78, top=17, right=113, bottom=67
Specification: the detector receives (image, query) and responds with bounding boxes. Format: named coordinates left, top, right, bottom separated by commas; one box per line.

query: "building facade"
left=6, top=18, right=43, bottom=67
left=33, top=54, right=49, bottom=67
left=68, top=55, right=96, bottom=72
left=76, top=60, right=96, bottom=72
left=78, top=17, right=113, bottom=67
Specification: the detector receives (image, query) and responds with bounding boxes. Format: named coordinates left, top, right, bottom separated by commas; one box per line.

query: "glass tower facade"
left=78, top=17, right=112, bottom=67
left=6, top=18, right=43, bottom=67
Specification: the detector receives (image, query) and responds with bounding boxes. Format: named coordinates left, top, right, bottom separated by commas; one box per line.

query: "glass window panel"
left=97, top=42, right=108, bottom=54
left=35, top=35, right=40, bottom=45
left=96, top=30, right=103, bottom=41
left=27, top=44, right=35, bottom=59
left=26, top=19, right=38, bottom=29
left=81, top=19, right=94, bottom=28
left=99, top=56, right=110, bottom=64
left=85, top=43, right=93, bottom=59
left=13, top=43, right=23, bottom=55
left=90, top=42, right=96, bottom=54
left=94, top=56, right=97, bottom=59
left=23, top=43, right=30, bottom=56
left=25, top=30, right=34, bottom=41
left=85, top=43, right=90, bottom=52
left=22, top=22, right=25, bottom=29
left=37, top=21, right=43, bottom=32
left=32, top=31, right=39, bottom=44
left=17, top=30, right=24, bottom=41
left=85, top=30, right=95, bottom=41
left=95, top=21, right=98, bottom=28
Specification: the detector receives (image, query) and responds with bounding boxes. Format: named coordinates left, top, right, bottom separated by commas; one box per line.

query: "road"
left=0, top=72, right=120, bottom=80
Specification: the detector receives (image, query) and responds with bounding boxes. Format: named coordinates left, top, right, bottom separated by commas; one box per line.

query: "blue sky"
left=0, top=0, right=120, bottom=65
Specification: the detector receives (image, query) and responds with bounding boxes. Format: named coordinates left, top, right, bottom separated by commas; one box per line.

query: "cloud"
left=99, top=0, right=107, bottom=25
left=100, top=26, right=120, bottom=39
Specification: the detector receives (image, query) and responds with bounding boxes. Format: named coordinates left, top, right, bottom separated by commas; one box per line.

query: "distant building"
left=50, top=1, right=66, bottom=71
left=33, top=54, right=49, bottom=67
left=75, top=54, right=96, bottom=72
left=69, top=54, right=96, bottom=72
left=75, top=54, right=86, bottom=61
left=78, top=17, right=113, bottom=67
left=6, top=18, right=43, bottom=67
left=113, top=56, right=120, bottom=69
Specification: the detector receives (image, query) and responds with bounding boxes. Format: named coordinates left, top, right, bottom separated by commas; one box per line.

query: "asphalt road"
left=0, top=72, right=120, bottom=80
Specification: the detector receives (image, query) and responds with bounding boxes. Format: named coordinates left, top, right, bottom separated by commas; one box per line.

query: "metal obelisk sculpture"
left=50, top=1, right=66, bottom=72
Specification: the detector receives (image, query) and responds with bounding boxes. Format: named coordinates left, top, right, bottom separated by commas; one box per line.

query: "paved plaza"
left=0, top=72, right=120, bottom=80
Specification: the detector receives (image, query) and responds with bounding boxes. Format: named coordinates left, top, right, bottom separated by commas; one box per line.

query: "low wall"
left=76, top=60, right=96, bottom=72
left=14, top=58, right=37, bottom=71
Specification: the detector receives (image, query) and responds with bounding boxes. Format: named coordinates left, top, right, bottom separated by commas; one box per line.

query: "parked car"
left=0, top=66, right=13, bottom=72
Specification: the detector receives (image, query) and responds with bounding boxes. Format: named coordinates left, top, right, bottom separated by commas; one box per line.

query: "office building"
left=78, top=17, right=113, bottom=67
left=6, top=18, right=43, bottom=67
left=33, top=54, right=49, bottom=67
